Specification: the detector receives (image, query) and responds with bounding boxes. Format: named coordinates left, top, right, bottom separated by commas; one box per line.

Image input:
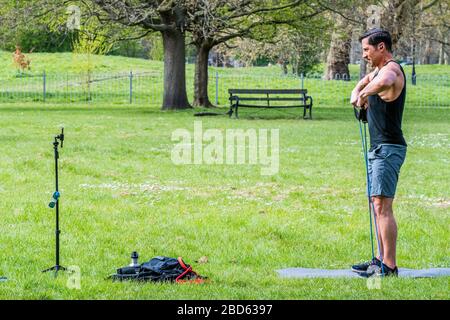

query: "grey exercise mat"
left=277, top=268, right=450, bottom=279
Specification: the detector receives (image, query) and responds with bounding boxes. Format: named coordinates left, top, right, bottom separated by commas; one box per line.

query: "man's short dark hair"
left=359, top=28, right=392, bottom=53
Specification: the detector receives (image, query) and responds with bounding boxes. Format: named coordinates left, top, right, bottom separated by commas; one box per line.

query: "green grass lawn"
left=0, top=102, right=449, bottom=299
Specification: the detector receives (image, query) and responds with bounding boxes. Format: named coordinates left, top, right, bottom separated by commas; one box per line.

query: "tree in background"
left=93, top=0, right=322, bottom=109
left=318, top=0, right=373, bottom=80
left=70, top=13, right=114, bottom=73
left=91, top=0, right=191, bottom=110
left=108, top=34, right=166, bottom=60
left=402, top=0, right=449, bottom=65
left=225, top=16, right=330, bottom=77
left=0, top=0, right=74, bottom=52
left=323, top=14, right=353, bottom=80
left=425, top=1, right=449, bottom=64
left=70, top=7, right=117, bottom=100
left=187, top=0, right=324, bottom=107
left=319, top=0, right=445, bottom=80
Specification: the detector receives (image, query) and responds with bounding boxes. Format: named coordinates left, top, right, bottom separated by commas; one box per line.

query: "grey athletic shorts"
left=368, top=144, right=407, bottom=198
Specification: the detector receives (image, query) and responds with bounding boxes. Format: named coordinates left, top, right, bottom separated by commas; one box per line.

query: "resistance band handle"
left=354, top=106, right=368, bottom=123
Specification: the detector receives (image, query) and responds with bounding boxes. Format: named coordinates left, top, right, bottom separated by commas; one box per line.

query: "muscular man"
left=350, top=29, right=407, bottom=277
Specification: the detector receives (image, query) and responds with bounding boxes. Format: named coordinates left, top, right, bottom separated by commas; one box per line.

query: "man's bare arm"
left=359, top=68, right=397, bottom=99
left=351, top=71, right=375, bottom=106
left=353, top=73, right=371, bottom=92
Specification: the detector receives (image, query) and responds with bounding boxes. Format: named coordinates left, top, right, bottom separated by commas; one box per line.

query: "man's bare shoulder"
left=381, top=62, right=402, bottom=77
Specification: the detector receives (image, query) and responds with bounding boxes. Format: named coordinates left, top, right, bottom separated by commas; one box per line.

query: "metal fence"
left=0, top=70, right=448, bottom=107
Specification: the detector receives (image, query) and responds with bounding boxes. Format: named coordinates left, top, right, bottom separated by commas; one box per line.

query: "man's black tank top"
left=367, top=60, right=407, bottom=151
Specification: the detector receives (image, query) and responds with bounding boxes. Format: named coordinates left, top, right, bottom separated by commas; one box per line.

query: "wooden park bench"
left=228, top=89, right=313, bottom=119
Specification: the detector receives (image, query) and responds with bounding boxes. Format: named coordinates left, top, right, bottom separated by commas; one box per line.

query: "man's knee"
left=372, top=196, right=393, bottom=217
left=371, top=197, right=383, bottom=216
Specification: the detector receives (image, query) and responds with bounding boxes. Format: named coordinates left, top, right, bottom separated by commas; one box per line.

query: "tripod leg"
left=42, top=265, right=67, bottom=278
left=54, top=266, right=67, bottom=278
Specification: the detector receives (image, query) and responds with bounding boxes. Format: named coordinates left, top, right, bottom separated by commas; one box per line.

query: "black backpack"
left=110, top=256, right=205, bottom=283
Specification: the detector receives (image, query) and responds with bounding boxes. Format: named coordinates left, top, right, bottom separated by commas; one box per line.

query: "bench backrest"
left=228, top=89, right=307, bottom=95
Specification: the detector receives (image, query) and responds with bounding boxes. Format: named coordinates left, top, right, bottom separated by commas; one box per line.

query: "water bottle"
left=130, top=251, right=139, bottom=267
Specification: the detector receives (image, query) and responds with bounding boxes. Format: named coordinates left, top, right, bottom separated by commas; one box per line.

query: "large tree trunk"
left=422, top=39, right=433, bottom=64
left=281, top=61, right=288, bottom=75
left=193, top=43, right=214, bottom=108
left=161, top=29, right=191, bottom=110
left=382, top=0, right=420, bottom=53
left=442, top=35, right=449, bottom=65
left=439, top=41, right=445, bottom=65
left=324, top=16, right=352, bottom=81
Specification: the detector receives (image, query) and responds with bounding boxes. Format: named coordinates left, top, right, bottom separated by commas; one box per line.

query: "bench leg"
left=303, top=105, right=312, bottom=120
left=307, top=97, right=313, bottom=120
left=228, top=105, right=234, bottom=117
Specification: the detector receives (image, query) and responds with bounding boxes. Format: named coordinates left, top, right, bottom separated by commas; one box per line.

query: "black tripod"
left=43, top=128, right=67, bottom=277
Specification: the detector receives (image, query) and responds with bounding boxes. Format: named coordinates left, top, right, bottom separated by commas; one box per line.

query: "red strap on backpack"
left=175, top=257, right=205, bottom=284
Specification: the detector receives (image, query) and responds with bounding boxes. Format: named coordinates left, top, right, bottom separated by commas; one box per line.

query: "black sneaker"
left=359, top=263, right=399, bottom=278
left=351, top=258, right=381, bottom=273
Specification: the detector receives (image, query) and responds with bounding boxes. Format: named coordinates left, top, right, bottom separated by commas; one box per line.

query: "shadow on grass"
left=221, top=107, right=357, bottom=122
left=0, top=105, right=386, bottom=123
left=0, top=104, right=447, bottom=123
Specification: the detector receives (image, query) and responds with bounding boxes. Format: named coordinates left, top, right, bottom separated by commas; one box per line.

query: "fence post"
left=215, top=71, right=219, bottom=105
left=130, top=70, right=133, bottom=104
left=43, top=70, right=46, bottom=102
